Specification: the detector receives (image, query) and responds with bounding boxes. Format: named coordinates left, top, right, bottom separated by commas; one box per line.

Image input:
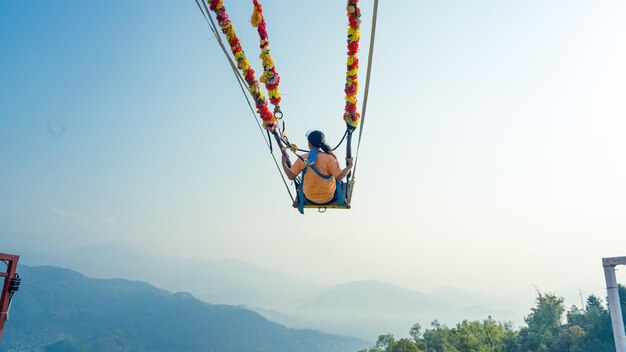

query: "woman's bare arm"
left=282, top=155, right=298, bottom=180
left=335, top=158, right=354, bottom=181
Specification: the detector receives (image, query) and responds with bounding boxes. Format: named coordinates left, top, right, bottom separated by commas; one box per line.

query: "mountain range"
left=22, top=245, right=325, bottom=310
left=20, top=245, right=540, bottom=339
left=0, top=265, right=365, bottom=352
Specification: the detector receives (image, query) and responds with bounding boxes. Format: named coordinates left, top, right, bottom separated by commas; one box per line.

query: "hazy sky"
left=2, top=0, right=626, bottom=301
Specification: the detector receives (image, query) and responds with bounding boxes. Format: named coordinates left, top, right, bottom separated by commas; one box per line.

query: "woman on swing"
left=281, top=130, right=354, bottom=204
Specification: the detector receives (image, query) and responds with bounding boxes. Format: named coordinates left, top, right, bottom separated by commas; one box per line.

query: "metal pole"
left=0, top=253, right=19, bottom=340
left=604, top=264, right=626, bottom=352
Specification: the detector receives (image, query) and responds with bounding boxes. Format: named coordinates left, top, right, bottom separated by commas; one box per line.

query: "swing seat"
left=293, top=181, right=351, bottom=210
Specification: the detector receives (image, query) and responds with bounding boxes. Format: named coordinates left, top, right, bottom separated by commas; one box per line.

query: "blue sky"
left=2, top=0, right=626, bottom=301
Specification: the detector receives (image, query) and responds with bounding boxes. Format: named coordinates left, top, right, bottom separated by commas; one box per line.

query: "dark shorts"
left=305, top=193, right=338, bottom=206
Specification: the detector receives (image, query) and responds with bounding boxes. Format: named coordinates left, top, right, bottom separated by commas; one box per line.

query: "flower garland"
left=207, top=0, right=276, bottom=129
left=344, top=0, right=361, bottom=129
left=251, top=0, right=281, bottom=113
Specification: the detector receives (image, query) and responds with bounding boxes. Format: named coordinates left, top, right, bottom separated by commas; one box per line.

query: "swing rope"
left=349, top=0, right=378, bottom=201
left=251, top=0, right=283, bottom=118
left=344, top=0, right=362, bottom=129
left=196, top=0, right=295, bottom=202
left=205, top=0, right=277, bottom=130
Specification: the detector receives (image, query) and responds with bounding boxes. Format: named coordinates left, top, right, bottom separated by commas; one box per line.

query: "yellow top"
left=289, top=152, right=342, bottom=204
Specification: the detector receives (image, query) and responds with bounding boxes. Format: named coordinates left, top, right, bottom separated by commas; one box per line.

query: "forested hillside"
left=357, top=287, right=626, bottom=352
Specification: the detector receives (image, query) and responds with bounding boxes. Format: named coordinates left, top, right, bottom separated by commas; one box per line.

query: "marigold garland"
left=207, top=0, right=276, bottom=129
left=251, top=0, right=281, bottom=110
left=344, top=0, right=361, bottom=128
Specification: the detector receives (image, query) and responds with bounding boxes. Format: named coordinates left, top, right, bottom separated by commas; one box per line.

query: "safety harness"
left=298, top=150, right=344, bottom=214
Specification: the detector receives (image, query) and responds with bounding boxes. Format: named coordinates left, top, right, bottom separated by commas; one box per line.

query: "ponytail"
left=321, top=142, right=338, bottom=160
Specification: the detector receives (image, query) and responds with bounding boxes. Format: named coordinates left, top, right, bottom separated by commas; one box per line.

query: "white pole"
left=604, top=265, right=626, bottom=352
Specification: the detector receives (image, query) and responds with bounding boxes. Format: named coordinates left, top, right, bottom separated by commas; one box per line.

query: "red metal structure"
left=0, top=253, right=20, bottom=340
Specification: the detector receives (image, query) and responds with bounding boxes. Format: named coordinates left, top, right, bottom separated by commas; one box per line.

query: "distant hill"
left=279, top=280, right=521, bottom=340
left=299, top=280, right=441, bottom=314
left=298, top=280, right=516, bottom=317
left=0, top=265, right=366, bottom=352
left=22, top=245, right=326, bottom=310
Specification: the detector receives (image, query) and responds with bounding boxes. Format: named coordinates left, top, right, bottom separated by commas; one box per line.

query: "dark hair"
left=307, top=130, right=331, bottom=153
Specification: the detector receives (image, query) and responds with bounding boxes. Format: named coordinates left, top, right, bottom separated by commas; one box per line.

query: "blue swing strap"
left=298, top=150, right=345, bottom=214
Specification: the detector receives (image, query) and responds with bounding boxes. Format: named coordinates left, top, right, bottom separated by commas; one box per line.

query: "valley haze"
left=15, top=244, right=607, bottom=340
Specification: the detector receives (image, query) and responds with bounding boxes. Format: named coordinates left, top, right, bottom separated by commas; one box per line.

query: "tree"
left=519, top=291, right=564, bottom=352
left=376, top=333, right=397, bottom=351
left=422, top=320, right=454, bottom=352
left=410, top=323, right=429, bottom=351
left=410, top=323, right=422, bottom=344
left=565, top=295, right=614, bottom=352
left=552, top=325, right=586, bottom=352
left=389, top=338, right=422, bottom=352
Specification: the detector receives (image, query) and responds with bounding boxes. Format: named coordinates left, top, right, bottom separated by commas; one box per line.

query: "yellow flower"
left=251, top=6, right=263, bottom=27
